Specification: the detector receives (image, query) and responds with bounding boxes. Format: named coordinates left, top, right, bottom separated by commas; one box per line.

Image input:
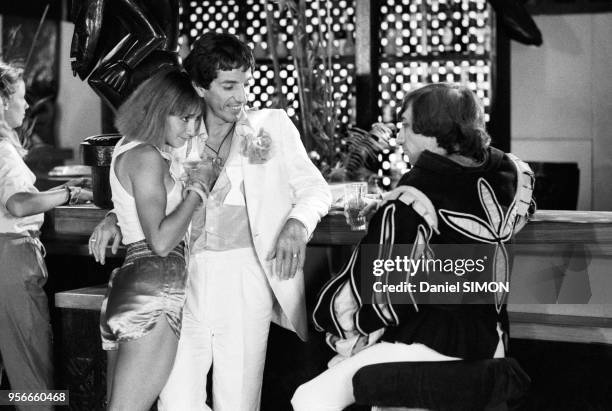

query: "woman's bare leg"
left=106, top=350, right=118, bottom=403
left=107, top=318, right=178, bottom=411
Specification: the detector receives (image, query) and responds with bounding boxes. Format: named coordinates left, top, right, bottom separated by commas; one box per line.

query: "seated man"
left=292, top=83, right=535, bottom=411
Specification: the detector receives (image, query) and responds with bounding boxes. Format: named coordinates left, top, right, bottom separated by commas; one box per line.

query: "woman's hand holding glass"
left=182, top=158, right=218, bottom=202
left=66, top=186, right=94, bottom=205
left=54, top=177, right=93, bottom=205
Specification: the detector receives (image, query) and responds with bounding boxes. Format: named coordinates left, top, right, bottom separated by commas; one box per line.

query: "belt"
left=0, top=230, right=46, bottom=257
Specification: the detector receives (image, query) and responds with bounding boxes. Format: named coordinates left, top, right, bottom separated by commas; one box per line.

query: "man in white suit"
left=89, top=32, right=331, bottom=410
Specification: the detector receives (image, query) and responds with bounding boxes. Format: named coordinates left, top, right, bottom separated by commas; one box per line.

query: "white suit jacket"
left=178, top=108, right=331, bottom=341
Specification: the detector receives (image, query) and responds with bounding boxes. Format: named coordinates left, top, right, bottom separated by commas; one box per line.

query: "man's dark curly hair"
left=400, top=83, right=491, bottom=161
left=184, top=32, right=255, bottom=89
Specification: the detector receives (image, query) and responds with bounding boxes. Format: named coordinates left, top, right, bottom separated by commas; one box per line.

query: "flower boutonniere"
left=236, top=108, right=274, bottom=164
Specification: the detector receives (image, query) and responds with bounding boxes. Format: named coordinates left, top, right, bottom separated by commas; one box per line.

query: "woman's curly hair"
left=184, top=32, right=255, bottom=89
left=0, top=61, right=27, bottom=156
left=0, top=61, right=24, bottom=103
left=400, top=83, right=491, bottom=161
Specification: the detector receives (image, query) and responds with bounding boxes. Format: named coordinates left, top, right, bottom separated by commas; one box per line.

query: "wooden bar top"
left=45, top=205, right=612, bottom=250
left=55, top=285, right=107, bottom=311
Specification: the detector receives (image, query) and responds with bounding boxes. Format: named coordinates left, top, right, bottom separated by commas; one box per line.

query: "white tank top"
left=109, top=138, right=183, bottom=245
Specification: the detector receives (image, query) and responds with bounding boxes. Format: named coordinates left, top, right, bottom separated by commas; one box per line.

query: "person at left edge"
left=0, top=60, right=90, bottom=411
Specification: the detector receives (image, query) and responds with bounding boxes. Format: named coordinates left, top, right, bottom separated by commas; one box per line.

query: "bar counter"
left=44, top=205, right=612, bottom=249
left=45, top=207, right=612, bottom=410
left=46, top=206, right=612, bottom=345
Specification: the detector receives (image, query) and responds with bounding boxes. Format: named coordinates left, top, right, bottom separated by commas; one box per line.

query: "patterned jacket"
left=313, top=147, right=535, bottom=360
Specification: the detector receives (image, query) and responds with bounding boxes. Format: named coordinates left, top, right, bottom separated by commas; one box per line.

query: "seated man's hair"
left=400, top=83, right=491, bottom=161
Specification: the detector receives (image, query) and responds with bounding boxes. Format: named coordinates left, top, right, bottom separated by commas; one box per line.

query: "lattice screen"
left=375, top=0, right=493, bottom=182
left=378, top=0, right=492, bottom=124
left=180, top=1, right=494, bottom=187
left=181, top=0, right=356, bottom=123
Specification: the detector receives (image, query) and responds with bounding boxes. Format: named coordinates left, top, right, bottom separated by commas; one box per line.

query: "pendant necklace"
left=205, top=123, right=235, bottom=170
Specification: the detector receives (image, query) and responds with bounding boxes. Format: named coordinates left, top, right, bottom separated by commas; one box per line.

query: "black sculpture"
left=70, top=0, right=182, bottom=109
left=488, top=0, right=543, bottom=46
left=69, top=0, right=541, bottom=112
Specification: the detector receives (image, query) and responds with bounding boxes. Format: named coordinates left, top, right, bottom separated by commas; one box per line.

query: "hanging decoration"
left=487, top=0, right=543, bottom=46
left=70, top=0, right=182, bottom=110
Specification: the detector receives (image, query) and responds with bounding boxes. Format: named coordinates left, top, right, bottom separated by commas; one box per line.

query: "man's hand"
left=266, top=218, right=308, bottom=280
left=89, top=213, right=122, bottom=265
left=358, top=195, right=383, bottom=221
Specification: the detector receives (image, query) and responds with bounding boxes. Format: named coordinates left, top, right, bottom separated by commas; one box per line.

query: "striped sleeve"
left=354, top=200, right=429, bottom=335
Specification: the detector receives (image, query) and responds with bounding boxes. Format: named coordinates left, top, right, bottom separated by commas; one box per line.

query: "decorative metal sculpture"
left=488, top=0, right=543, bottom=46
left=70, top=0, right=182, bottom=109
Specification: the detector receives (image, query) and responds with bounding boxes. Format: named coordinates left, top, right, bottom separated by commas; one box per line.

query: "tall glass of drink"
left=344, top=182, right=368, bottom=231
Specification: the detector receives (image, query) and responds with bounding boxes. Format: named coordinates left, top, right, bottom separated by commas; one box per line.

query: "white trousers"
left=291, top=342, right=460, bottom=411
left=158, top=247, right=274, bottom=411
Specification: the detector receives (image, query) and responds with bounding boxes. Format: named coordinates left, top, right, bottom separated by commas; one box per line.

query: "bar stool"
left=352, top=358, right=530, bottom=411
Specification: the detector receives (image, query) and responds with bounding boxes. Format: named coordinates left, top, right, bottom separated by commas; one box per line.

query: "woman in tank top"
left=0, top=61, right=90, bottom=405
left=99, top=70, right=210, bottom=410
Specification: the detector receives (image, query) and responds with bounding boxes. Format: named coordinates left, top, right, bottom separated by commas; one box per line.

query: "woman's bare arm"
left=128, top=145, right=203, bottom=256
